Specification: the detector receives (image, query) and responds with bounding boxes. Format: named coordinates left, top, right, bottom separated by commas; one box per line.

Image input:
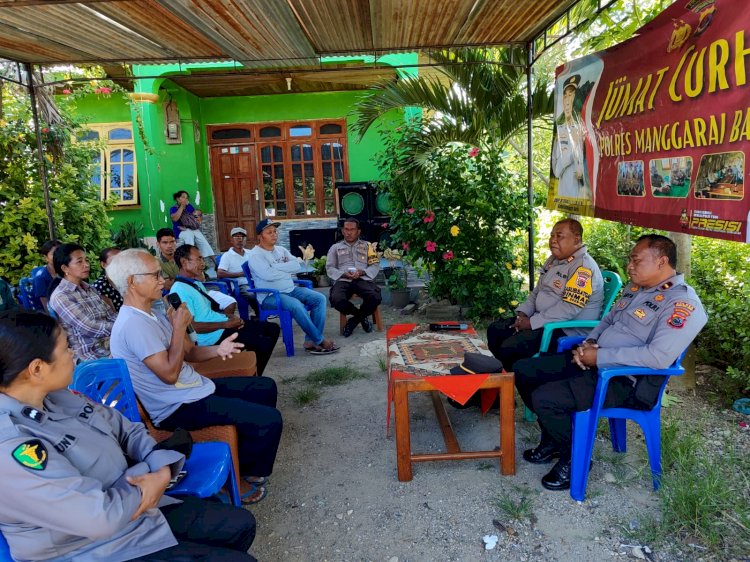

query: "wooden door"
left=210, top=144, right=259, bottom=250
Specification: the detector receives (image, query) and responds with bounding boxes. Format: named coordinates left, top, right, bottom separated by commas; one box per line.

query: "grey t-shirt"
left=110, top=306, right=215, bottom=425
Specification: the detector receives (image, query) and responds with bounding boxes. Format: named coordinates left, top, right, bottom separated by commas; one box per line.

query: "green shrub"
left=0, top=99, right=112, bottom=284
left=689, top=236, right=750, bottom=395
left=376, top=127, right=528, bottom=320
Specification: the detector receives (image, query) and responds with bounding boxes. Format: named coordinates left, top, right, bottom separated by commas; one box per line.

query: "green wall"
left=72, top=53, right=416, bottom=236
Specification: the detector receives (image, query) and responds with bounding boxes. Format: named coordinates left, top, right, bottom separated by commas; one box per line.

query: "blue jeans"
left=261, top=286, right=327, bottom=345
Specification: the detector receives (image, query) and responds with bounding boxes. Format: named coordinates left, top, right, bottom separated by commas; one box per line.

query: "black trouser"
left=132, top=497, right=256, bottom=561
left=486, top=318, right=555, bottom=370
left=514, top=352, right=641, bottom=457
left=159, top=377, right=282, bottom=477
left=218, top=320, right=280, bottom=375
left=329, top=279, right=382, bottom=321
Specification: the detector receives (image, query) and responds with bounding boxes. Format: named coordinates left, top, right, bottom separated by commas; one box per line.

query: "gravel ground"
left=244, top=295, right=749, bottom=562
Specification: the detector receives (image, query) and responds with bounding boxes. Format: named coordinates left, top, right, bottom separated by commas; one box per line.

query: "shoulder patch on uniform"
left=12, top=439, right=48, bottom=470
left=561, top=266, right=593, bottom=308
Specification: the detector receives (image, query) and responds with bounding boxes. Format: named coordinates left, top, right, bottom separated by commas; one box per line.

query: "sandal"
left=240, top=483, right=268, bottom=505
left=243, top=475, right=268, bottom=486
left=308, top=346, right=339, bottom=355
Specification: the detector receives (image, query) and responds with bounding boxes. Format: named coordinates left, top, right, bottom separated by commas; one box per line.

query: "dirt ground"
left=244, top=294, right=743, bottom=562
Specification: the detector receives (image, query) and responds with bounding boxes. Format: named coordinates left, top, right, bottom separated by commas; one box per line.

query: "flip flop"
left=308, top=346, right=339, bottom=355
left=243, top=475, right=268, bottom=486
left=240, top=483, right=268, bottom=505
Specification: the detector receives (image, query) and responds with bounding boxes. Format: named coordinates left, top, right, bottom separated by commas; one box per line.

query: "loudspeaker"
left=364, top=220, right=395, bottom=250
left=289, top=228, right=339, bottom=259
left=372, top=190, right=391, bottom=217
left=336, top=182, right=373, bottom=221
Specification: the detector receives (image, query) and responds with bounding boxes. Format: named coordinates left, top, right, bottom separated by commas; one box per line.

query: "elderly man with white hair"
left=107, top=249, right=283, bottom=505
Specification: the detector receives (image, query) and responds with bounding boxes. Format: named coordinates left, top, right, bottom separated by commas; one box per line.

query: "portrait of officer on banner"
left=550, top=58, right=603, bottom=212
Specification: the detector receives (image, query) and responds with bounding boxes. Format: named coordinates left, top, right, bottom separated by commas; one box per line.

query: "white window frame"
left=84, top=122, right=139, bottom=206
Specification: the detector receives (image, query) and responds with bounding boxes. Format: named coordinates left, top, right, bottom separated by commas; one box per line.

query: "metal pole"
left=25, top=63, right=56, bottom=240
left=526, top=43, right=535, bottom=291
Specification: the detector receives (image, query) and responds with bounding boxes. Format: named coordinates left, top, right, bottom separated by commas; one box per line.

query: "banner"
left=547, top=0, right=750, bottom=243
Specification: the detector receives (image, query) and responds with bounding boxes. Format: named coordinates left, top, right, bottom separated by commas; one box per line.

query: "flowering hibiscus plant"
left=375, top=131, right=528, bottom=320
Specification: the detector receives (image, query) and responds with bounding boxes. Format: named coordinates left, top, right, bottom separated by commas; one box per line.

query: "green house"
left=70, top=55, right=416, bottom=253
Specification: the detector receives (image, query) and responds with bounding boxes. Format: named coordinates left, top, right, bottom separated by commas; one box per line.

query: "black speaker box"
left=336, top=182, right=373, bottom=221
left=364, top=220, right=395, bottom=250
left=289, top=228, right=339, bottom=259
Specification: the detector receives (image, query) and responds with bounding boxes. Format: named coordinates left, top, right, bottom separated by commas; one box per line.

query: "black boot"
left=343, top=317, right=358, bottom=337
left=522, top=442, right=561, bottom=464
left=541, top=458, right=571, bottom=491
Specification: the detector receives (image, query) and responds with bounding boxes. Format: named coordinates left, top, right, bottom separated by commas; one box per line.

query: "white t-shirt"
left=218, top=248, right=251, bottom=287
left=110, top=305, right=215, bottom=425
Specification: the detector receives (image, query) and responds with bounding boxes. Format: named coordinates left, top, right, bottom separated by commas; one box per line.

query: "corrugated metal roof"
left=0, top=0, right=579, bottom=66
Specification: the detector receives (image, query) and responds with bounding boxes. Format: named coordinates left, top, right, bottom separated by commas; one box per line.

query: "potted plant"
left=384, top=250, right=409, bottom=307
left=311, top=256, right=329, bottom=287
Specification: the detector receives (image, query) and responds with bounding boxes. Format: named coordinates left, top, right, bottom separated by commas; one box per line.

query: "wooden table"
left=387, top=323, right=515, bottom=481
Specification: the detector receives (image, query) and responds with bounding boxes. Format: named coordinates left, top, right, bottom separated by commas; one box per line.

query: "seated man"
left=157, top=227, right=179, bottom=291
left=169, top=190, right=217, bottom=278
left=514, top=234, right=707, bottom=491
left=32, top=239, right=60, bottom=312
left=108, top=249, right=283, bottom=505
left=170, top=244, right=280, bottom=375
left=487, top=219, right=604, bottom=369
left=248, top=219, right=338, bottom=354
left=326, top=218, right=382, bottom=337
left=217, top=226, right=260, bottom=316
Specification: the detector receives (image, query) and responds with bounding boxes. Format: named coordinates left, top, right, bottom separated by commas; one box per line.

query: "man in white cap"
left=248, top=219, right=338, bottom=354
left=218, top=227, right=259, bottom=315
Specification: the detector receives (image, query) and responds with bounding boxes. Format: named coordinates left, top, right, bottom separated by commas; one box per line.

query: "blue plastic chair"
left=241, top=262, right=314, bottom=356
left=0, top=531, right=12, bottom=562
left=557, top=336, right=687, bottom=502
left=16, top=277, right=35, bottom=310
left=523, top=271, right=623, bottom=422
left=71, top=359, right=240, bottom=506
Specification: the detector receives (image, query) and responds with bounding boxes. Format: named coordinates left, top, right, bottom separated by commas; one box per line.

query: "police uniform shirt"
left=516, top=245, right=604, bottom=334
left=588, top=273, right=707, bottom=370
left=0, top=389, right=184, bottom=562
left=326, top=239, right=380, bottom=282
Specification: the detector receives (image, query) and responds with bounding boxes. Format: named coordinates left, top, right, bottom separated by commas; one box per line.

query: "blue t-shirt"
left=31, top=266, right=53, bottom=307
left=169, top=203, right=195, bottom=238
left=169, top=280, right=226, bottom=346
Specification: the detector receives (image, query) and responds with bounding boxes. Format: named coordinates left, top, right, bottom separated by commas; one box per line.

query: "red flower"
left=99, top=87, right=112, bottom=94
left=423, top=210, right=435, bottom=224
left=381, top=223, right=389, bottom=228
left=62, top=89, right=72, bottom=95
left=407, top=208, right=415, bottom=214
left=442, top=250, right=454, bottom=260
left=41, top=127, right=50, bottom=134
left=469, top=147, right=480, bottom=158
left=425, top=241, right=437, bottom=252
left=94, top=87, right=102, bottom=94
left=402, top=242, right=410, bottom=251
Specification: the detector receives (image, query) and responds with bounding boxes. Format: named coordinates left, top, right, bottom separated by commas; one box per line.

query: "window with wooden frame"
left=79, top=122, right=138, bottom=206
left=256, top=120, right=347, bottom=218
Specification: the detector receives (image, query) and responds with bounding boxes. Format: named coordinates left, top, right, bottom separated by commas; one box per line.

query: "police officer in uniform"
left=486, top=219, right=604, bottom=370
left=0, top=310, right=257, bottom=561
left=326, top=218, right=382, bottom=337
left=514, top=234, right=707, bottom=491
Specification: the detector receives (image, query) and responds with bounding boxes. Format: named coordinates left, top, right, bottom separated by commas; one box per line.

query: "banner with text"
left=547, top=0, right=750, bottom=243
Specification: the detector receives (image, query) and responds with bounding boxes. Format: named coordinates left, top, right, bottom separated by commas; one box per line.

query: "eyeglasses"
left=133, top=270, right=164, bottom=280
